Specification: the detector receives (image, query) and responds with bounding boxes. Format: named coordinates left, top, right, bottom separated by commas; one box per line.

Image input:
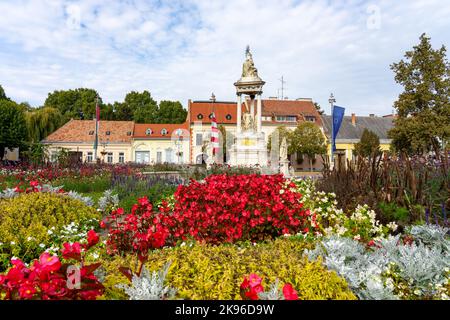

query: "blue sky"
left=0, top=0, right=449, bottom=116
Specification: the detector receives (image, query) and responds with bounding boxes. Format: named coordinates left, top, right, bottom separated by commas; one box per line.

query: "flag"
left=211, top=112, right=219, bottom=157
left=332, top=105, right=345, bottom=152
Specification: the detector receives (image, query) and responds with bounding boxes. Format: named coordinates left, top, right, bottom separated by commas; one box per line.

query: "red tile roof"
left=133, top=122, right=190, bottom=139
left=189, top=99, right=322, bottom=125
left=43, top=120, right=134, bottom=143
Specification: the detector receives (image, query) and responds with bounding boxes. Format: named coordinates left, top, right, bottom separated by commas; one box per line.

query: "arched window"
left=145, top=128, right=152, bottom=135
left=225, top=114, right=232, bottom=120
left=197, top=113, right=203, bottom=120
left=161, top=128, right=168, bottom=135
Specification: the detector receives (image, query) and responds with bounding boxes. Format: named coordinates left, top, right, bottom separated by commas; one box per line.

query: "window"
left=127, top=131, right=132, bottom=136
left=305, top=116, right=316, bottom=122
left=119, top=152, right=125, bottom=163
left=165, top=148, right=174, bottom=163
left=135, top=151, right=150, bottom=164
left=197, top=113, right=203, bottom=120
left=145, top=128, right=152, bottom=135
left=50, top=152, right=58, bottom=162
left=87, top=152, right=93, bottom=162
left=226, top=114, right=232, bottom=120
left=88, top=130, right=94, bottom=135
left=161, top=128, right=168, bottom=135
left=276, top=116, right=296, bottom=122
left=156, top=151, right=162, bottom=163
left=107, top=152, right=113, bottom=163
left=106, top=131, right=111, bottom=135
left=196, top=133, right=203, bottom=146
left=209, top=113, right=214, bottom=119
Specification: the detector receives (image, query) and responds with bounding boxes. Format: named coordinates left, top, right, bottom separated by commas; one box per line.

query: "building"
left=42, top=97, right=323, bottom=169
left=322, top=113, right=394, bottom=169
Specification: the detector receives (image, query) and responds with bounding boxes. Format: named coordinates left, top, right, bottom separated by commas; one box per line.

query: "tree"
left=157, top=100, right=188, bottom=123
left=44, top=88, right=101, bottom=121
left=26, top=107, right=64, bottom=143
left=314, top=102, right=324, bottom=115
left=0, top=100, right=28, bottom=160
left=290, top=122, right=327, bottom=171
left=354, top=129, right=381, bottom=158
left=121, top=91, right=158, bottom=123
left=388, top=33, right=450, bottom=155
left=267, top=126, right=292, bottom=153
left=0, top=85, right=9, bottom=101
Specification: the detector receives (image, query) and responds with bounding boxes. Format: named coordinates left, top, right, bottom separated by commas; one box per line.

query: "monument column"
left=237, top=94, right=242, bottom=134
left=256, top=93, right=262, bottom=133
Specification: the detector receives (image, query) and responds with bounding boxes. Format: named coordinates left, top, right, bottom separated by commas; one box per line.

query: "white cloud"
left=0, top=0, right=449, bottom=116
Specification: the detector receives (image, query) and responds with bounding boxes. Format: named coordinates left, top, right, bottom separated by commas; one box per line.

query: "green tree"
left=290, top=122, right=327, bottom=171
left=157, top=100, right=188, bottom=123
left=388, top=33, right=450, bottom=155
left=26, top=107, right=64, bottom=143
left=267, top=126, right=292, bottom=152
left=0, top=85, right=10, bottom=101
left=122, top=91, right=158, bottom=123
left=354, top=129, right=381, bottom=158
left=0, top=100, right=28, bottom=160
left=44, top=88, right=101, bottom=121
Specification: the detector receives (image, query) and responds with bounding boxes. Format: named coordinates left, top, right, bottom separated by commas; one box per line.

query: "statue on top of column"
left=242, top=46, right=259, bottom=78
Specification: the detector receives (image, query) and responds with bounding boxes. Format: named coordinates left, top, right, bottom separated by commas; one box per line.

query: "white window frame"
left=118, top=152, right=125, bottom=163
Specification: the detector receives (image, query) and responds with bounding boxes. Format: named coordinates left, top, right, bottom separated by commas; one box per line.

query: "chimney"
left=351, top=113, right=356, bottom=126
left=268, top=96, right=278, bottom=100
left=369, top=114, right=375, bottom=117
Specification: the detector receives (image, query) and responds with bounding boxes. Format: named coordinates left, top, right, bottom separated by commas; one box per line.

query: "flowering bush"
left=163, top=174, right=314, bottom=244
left=0, top=191, right=100, bottom=271
left=292, top=178, right=396, bottom=242
left=0, top=231, right=104, bottom=300
left=240, top=274, right=299, bottom=300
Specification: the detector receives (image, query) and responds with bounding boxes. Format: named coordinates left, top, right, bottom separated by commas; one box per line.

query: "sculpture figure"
left=280, top=137, right=288, bottom=161
left=242, top=46, right=259, bottom=78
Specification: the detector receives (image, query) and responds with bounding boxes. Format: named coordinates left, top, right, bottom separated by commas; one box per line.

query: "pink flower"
left=39, top=253, right=61, bottom=272
left=61, top=242, right=82, bottom=261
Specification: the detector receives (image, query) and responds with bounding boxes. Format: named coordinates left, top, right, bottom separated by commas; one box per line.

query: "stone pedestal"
left=228, top=131, right=267, bottom=166
left=279, top=159, right=290, bottom=177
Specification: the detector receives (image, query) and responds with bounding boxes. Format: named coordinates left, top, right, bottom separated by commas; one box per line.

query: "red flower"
left=30, top=180, right=39, bottom=188
left=99, top=220, right=106, bottom=229
left=39, top=253, right=61, bottom=272
left=18, top=284, right=36, bottom=299
left=282, top=283, right=299, bottom=300
left=86, top=230, right=99, bottom=249
left=240, top=274, right=264, bottom=300
left=62, top=242, right=82, bottom=261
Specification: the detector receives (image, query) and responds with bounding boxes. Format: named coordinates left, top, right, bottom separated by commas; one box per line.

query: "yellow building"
left=321, top=113, right=394, bottom=169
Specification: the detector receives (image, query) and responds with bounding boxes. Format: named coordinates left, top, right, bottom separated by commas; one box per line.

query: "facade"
left=42, top=98, right=323, bottom=168
left=322, top=113, right=394, bottom=169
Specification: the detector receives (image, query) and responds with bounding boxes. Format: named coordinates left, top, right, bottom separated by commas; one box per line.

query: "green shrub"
left=0, top=192, right=100, bottom=270
left=101, top=238, right=356, bottom=300
left=53, top=176, right=111, bottom=193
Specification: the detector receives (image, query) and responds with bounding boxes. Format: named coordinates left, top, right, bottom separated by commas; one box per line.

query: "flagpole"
left=329, top=93, right=336, bottom=171
left=94, top=95, right=99, bottom=161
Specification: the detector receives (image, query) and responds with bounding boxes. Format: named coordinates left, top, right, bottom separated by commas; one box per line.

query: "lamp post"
left=328, top=93, right=336, bottom=170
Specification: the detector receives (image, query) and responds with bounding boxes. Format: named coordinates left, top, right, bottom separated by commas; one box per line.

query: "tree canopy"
left=290, top=122, right=327, bottom=171
left=388, top=33, right=450, bottom=155
left=157, top=100, right=188, bottom=124
left=0, top=85, right=9, bottom=101
left=354, top=129, right=381, bottom=158
left=0, top=100, right=28, bottom=160
left=26, top=107, right=64, bottom=143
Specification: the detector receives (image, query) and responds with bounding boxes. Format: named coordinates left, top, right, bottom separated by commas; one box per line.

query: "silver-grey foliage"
left=258, top=279, right=284, bottom=300
left=117, top=262, right=177, bottom=300
left=305, top=230, right=449, bottom=300
left=98, top=189, right=119, bottom=212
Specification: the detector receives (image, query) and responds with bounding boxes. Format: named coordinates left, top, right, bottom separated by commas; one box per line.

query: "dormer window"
left=226, top=114, right=232, bottom=120
left=197, top=113, right=203, bottom=120
left=106, top=131, right=111, bottom=135
left=209, top=113, right=214, bottom=119
left=127, top=131, right=132, bottom=136
left=161, top=128, right=168, bottom=135
left=145, top=128, right=152, bottom=135
left=88, top=130, right=94, bottom=135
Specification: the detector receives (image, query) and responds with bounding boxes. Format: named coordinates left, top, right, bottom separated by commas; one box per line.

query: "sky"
left=0, top=0, right=449, bottom=116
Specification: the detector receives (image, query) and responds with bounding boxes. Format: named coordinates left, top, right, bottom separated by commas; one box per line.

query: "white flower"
left=39, top=243, right=46, bottom=248
left=10, top=241, right=16, bottom=245
left=92, top=252, right=99, bottom=259
left=279, top=189, right=285, bottom=194
left=387, top=222, right=398, bottom=232
left=47, top=230, right=53, bottom=235
left=283, top=233, right=291, bottom=237
left=180, top=242, right=186, bottom=247
left=353, top=234, right=361, bottom=241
